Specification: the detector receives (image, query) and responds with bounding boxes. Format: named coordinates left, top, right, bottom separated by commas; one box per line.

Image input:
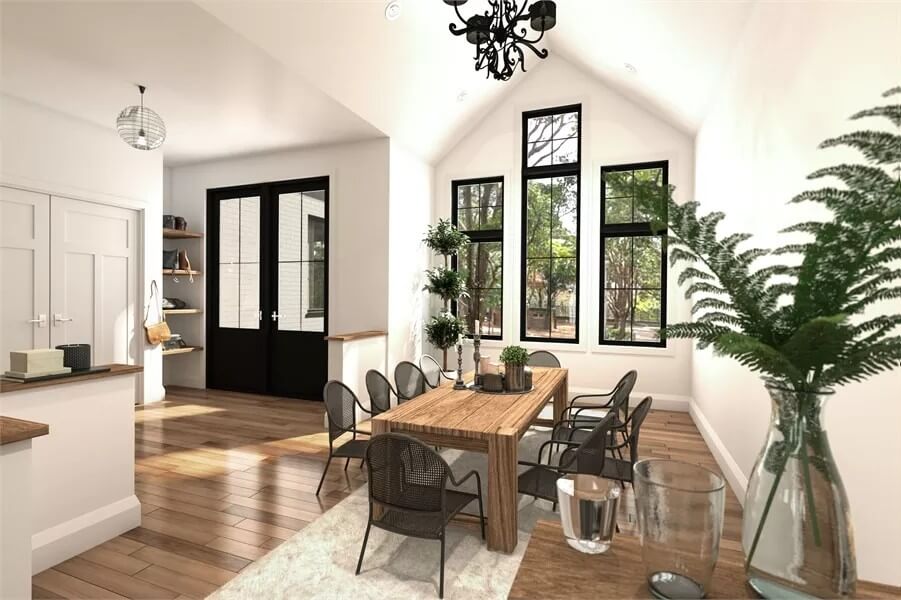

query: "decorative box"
left=56, top=344, right=91, bottom=370
left=482, top=373, right=504, bottom=392
left=9, top=349, right=65, bottom=374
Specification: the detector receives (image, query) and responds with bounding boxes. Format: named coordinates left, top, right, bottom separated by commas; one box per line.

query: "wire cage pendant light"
left=117, top=85, right=166, bottom=151
left=444, top=0, right=557, bottom=81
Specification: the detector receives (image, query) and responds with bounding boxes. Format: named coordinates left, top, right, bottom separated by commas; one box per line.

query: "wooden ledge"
left=0, top=364, right=143, bottom=394
left=324, top=330, right=388, bottom=342
left=0, top=416, right=49, bottom=446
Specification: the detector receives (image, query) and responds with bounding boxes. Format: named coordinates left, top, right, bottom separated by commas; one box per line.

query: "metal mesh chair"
left=394, top=361, right=429, bottom=403
left=356, top=433, right=485, bottom=598
left=365, top=369, right=396, bottom=416
left=518, top=412, right=618, bottom=507
left=527, top=350, right=562, bottom=368
left=557, top=370, right=636, bottom=430
left=316, top=380, right=372, bottom=496
left=598, top=397, right=653, bottom=486
left=419, top=354, right=453, bottom=388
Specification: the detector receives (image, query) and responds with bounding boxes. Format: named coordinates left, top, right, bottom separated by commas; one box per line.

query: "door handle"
left=28, top=314, right=47, bottom=328
left=54, top=313, right=73, bottom=326
left=271, top=311, right=280, bottom=322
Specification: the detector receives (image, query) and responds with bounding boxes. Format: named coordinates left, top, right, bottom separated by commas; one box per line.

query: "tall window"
left=600, top=161, right=668, bottom=346
left=452, top=177, right=504, bottom=339
left=521, top=104, right=581, bottom=342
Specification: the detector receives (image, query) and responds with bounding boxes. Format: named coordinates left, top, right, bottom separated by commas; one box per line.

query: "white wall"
left=0, top=93, right=164, bottom=403
left=434, top=55, right=695, bottom=406
left=387, top=142, right=432, bottom=368
left=692, top=2, right=901, bottom=585
left=165, top=138, right=391, bottom=388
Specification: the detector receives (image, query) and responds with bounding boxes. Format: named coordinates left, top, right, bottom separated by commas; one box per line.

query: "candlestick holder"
left=453, top=340, right=466, bottom=389
left=472, top=330, right=482, bottom=390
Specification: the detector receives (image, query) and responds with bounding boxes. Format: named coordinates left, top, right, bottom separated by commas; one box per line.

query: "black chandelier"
left=444, top=0, right=557, bottom=82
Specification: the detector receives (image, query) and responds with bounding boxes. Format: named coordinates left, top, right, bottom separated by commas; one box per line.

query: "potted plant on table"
left=423, top=219, right=470, bottom=369
left=499, top=345, right=530, bottom=392
left=634, top=88, right=901, bottom=598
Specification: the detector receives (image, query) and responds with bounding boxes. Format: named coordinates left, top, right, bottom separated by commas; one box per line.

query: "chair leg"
left=344, top=458, right=350, bottom=471
left=552, top=501, right=558, bottom=512
left=315, top=455, right=332, bottom=496
left=359, top=459, right=364, bottom=469
left=355, top=521, right=372, bottom=575
left=439, top=533, right=446, bottom=599
left=477, top=491, right=486, bottom=541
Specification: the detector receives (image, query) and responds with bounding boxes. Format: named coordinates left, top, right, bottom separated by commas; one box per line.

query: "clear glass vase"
left=742, top=383, right=856, bottom=598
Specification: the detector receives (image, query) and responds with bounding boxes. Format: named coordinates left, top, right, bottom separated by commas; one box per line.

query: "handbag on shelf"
left=144, top=280, right=171, bottom=345
left=178, top=249, right=194, bottom=282
left=163, top=249, right=178, bottom=270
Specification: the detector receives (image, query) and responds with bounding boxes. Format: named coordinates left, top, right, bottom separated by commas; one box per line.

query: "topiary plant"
left=425, top=312, right=467, bottom=370
left=424, top=219, right=470, bottom=265
left=424, top=267, right=468, bottom=308
left=499, top=345, right=530, bottom=366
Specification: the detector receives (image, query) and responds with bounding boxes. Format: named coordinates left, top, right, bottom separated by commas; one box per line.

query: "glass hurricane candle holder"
left=556, top=474, right=621, bottom=554
left=634, top=459, right=726, bottom=599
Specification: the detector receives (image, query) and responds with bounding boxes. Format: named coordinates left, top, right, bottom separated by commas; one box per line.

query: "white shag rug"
left=209, top=431, right=559, bottom=600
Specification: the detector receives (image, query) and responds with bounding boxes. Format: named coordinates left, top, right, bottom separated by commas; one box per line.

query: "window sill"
left=470, top=338, right=677, bottom=359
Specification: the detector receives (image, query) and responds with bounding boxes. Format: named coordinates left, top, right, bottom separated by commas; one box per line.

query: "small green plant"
left=424, top=219, right=470, bottom=263
left=425, top=312, right=467, bottom=368
left=499, top=345, right=530, bottom=366
left=424, top=267, right=468, bottom=306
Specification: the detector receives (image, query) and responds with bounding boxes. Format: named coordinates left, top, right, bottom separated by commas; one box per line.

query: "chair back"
left=609, top=370, right=638, bottom=423
left=419, top=354, right=444, bottom=388
left=624, top=396, right=653, bottom=465
left=365, top=369, right=394, bottom=416
left=323, top=380, right=359, bottom=446
left=394, top=361, right=428, bottom=402
left=365, top=433, right=449, bottom=513
left=528, top=350, right=561, bottom=368
left=561, top=412, right=617, bottom=475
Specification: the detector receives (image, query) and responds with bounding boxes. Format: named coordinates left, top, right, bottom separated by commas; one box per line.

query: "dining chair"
left=356, top=433, right=485, bottom=598
left=517, top=412, right=618, bottom=508
left=316, top=380, right=372, bottom=496
left=365, top=369, right=396, bottom=416
left=420, top=354, right=453, bottom=388
left=527, top=350, right=562, bottom=368
left=394, top=361, right=429, bottom=402
left=597, top=396, right=653, bottom=488
left=552, top=370, right=636, bottom=445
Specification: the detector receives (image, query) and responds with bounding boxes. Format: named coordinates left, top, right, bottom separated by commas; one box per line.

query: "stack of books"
left=3, top=349, right=71, bottom=381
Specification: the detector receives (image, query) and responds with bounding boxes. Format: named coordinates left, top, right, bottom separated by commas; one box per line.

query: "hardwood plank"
left=134, top=565, right=219, bottom=599
left=234, top=518, right=300, bottom=541
left=79, top=546, right=150, bottom=576
left=139, top=515, right=219, bottom=545
left=32, top=583, right=66, bottom=599
left=32, top=569, right=128, bottom=599
left=205, top=537, right=270, bottom=561
left=54, top=557, right=178, bottom=600
left=131, top=546, right=236, bottom=586
left=121, top=528, right=251, bottom=573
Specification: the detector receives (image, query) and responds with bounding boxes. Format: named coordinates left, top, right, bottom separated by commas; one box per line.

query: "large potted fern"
left=635, top=88, right=900, bottom=598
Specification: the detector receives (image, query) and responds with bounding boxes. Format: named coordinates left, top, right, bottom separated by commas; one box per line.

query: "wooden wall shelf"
left=162, top=346, right=203, bottom=356
left=163, top=308, right=202, bottom=315
left=162, top=269, right=202, bottom=276
left=163, top=228, right=203, bottom=239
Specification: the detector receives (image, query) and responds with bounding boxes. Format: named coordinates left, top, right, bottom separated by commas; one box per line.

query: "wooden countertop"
left=0, top=415, right=49, bottom=445
left=0, top=364, right=143, bottom=394
left=324, top=330, right=387, bottom=342
left=509, top=520, right=899, bottom=599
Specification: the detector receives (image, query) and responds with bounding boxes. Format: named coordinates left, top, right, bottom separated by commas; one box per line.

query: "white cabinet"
left=0, top=186, right=138, bottom=371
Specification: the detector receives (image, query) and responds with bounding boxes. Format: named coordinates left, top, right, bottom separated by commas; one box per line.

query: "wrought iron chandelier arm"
left=512, top=28, right=548, bottom=58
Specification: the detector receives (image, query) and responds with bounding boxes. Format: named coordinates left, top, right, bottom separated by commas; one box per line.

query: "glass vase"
left=742, top=383, right=856, bottom=598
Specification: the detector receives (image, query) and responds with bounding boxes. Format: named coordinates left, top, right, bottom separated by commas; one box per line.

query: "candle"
left=474, top=319, right=481, bottom=335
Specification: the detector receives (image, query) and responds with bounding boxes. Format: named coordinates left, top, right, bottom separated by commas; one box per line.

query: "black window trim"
left=599, top=160, right=669, bottom=348
left=520, top=103, right=582, bottom=344
left=451, top=175, right=505, bottom=340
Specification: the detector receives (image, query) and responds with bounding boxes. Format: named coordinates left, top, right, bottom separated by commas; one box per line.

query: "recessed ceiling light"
left=624, top=63, right=638, bottom=74
left=385, top=1, right=401, bottom=21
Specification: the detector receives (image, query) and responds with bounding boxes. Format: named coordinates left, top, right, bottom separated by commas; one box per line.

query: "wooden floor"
left=32, top=388, right=744, bottom=599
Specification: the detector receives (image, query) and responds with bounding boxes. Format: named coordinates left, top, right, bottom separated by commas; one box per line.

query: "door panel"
left=207, top=190, right=268, bottom=394
left=0, top=186, right=50, bottom=371
left=49, top=196, right=137, bottom=365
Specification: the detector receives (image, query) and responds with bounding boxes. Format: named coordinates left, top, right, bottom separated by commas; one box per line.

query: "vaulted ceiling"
left=1, top=0, right=756, bottom=166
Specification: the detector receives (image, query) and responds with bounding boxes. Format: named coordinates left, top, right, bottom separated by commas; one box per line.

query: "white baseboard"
left=688, top=399, right=748, bottom=505
left=31, top=495, right=141, bottom=573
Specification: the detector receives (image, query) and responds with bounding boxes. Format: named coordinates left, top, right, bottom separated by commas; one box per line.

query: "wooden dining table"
left=370, top=366, right=568, bottom=553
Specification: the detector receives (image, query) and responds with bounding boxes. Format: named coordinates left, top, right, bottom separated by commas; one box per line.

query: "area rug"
left=209, top=431, right=558, bottom=599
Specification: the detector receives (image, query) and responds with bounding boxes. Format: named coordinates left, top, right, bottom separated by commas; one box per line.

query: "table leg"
left=553, top=370, right=568, bottom=424
left=487, top=427, right=518, bottom=552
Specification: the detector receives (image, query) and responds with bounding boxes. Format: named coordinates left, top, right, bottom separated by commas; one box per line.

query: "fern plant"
left=639, top=87, right=901, bottom=393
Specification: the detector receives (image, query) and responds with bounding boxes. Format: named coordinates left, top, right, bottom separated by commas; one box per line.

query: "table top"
left=372, top=367, right=567, bottom=441
left=0, top=363, right=143, bottom=394
left=0, top=415, right=49, bottom=446
left=509, top=520, right=900, bottom=599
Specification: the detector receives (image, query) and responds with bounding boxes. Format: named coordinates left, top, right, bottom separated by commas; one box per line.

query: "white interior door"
left=49, top=196, right=138, bottom=365
left=0, top=186, right=50, bottom=372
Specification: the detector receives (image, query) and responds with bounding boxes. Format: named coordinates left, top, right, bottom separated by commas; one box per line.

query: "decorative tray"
left=1, top=366, right=111, bottom=384
left=465, top=382, right=533, bottom=395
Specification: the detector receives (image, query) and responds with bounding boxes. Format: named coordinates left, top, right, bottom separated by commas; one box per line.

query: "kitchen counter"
left=0, top=363, right=143, bottom=394
left=0, top=415, right=49, bottom=445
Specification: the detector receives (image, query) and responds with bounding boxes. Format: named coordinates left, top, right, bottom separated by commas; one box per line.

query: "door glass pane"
left=278, top=190, right=326, bottom=333
left=218, top=196, right=259, bottom=329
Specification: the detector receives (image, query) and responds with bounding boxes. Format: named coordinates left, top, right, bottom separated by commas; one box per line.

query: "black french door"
left=207, top=177, right=329, bottom=400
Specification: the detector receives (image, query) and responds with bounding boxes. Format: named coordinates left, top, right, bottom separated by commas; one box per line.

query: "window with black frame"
left=600, top=161, right=668, bottom=347
left=521, top=104, right=581, bottom=342
left=452, top=177, right=504, bottom=339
